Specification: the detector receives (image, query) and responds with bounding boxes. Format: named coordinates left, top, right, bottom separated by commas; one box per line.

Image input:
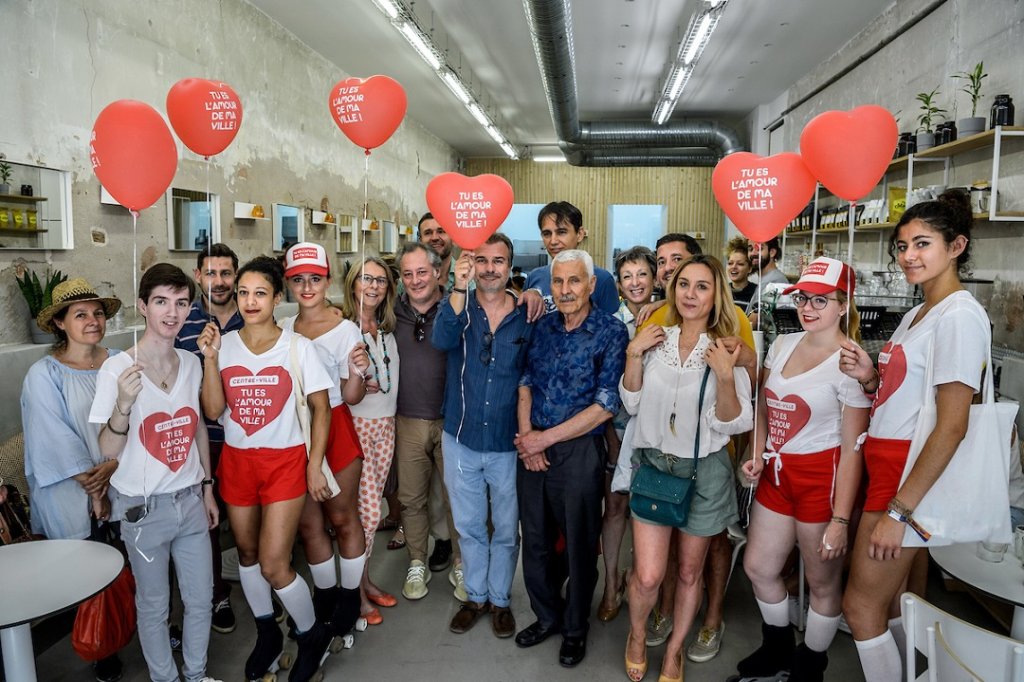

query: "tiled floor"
left=22, top=528, right=1002, bottom=682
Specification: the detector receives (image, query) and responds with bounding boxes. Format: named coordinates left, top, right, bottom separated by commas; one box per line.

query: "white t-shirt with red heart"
left=279, top=316, right=361, bottom=409
left=90, top=349, right=205, bottom=497
left=763, top=332, right=871, bottom=454
left=868, top=290, right=989, bottom=441
left=216, top=328, right=333, bottom=449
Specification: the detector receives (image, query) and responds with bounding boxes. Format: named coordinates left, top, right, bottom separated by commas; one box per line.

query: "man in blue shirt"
left=514, top=249, right=628, bottom=667
left=432, top=232, right=532, bottom=639
left=522, top=201, right=620, bottom=315
left=175, top=243, right=244, bottom=634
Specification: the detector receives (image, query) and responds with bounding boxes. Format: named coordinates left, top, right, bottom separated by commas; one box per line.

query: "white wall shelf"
left=233, top=201, right=268, bottom=221
left=311, top=210, right=337, bottom=227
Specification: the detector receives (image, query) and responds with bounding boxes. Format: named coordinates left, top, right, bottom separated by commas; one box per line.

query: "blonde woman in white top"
left=620, top=254, right=752, bottom=682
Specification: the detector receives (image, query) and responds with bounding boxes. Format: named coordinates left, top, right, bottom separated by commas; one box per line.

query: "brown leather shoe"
left=491, top=605, right=516, bottom=638
left=450, top=601, right=489, bottom=634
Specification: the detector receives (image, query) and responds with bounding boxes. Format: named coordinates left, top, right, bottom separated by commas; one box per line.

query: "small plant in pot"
left=15, top=266, right=67, bottom=344
left=0, top=154, right=12, bottom=195
left=915, top=88, right=947, bottom=152
left=953, top=61, right=988, bottom=137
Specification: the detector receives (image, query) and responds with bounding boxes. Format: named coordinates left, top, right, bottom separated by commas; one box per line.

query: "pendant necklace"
left=362, top=331, right=392, bottom=394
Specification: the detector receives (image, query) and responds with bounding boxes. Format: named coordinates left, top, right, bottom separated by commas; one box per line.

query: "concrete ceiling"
left=247, top=0, right=894, bottom=158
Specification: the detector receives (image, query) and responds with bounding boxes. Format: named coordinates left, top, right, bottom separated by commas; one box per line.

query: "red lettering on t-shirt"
left=764, top=388, right=811, bottom=451
left=140, top=407, right=198, bottom=472
left=872, top=342, right=907, bottom=413
left=221, top=366, right=293, bottom=435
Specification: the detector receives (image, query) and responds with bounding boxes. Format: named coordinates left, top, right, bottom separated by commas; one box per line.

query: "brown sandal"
left=386, top=525, right=406, bottom=550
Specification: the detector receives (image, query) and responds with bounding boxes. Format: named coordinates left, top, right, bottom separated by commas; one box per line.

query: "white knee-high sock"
left=239, top=563, right=274, bottom=619
left=888, top=616, right=907, bottom=666
left=339, top=554, right=366, bottom=590
left=755, top=597, right=790, bottom=627
left=803, top=606, right=841, bottom=652
left=275, top=575, right=316, bottom=633
left=309, top=557, right=338, bottom=590
left=855, top=631, right=902, bottom=682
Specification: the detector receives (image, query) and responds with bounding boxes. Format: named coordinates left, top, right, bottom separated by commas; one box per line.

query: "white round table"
left=930, top=542, right=1024, bottom=640
left=0, top=539, right=124, bottom=682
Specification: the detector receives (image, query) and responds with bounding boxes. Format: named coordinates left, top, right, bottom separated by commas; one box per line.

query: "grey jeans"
left=120, top=485, right=212, bottom=682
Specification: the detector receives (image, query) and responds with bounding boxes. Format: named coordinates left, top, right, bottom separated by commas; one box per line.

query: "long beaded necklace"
left=362, top=330, right=393, bottom=394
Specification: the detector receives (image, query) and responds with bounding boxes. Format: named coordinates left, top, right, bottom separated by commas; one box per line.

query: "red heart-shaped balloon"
left=712, top=152, right=816, bottom=244
left=329, top=75, right=407, bottom=152
left=90, top=100, right=178, bottom=212
left=799, top=105, right=898, bottom=202
left=425, top=173, right=514, bottom=250
left=140, top=407, right=199, bottom=473
left=166, top=78, right=243, bottom=157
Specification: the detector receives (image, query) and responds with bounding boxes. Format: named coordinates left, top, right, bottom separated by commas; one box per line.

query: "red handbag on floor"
left=72, top=565, right=136, bottom=661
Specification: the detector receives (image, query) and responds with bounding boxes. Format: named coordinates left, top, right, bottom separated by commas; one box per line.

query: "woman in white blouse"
left=620, top=254, right=752, bottom=682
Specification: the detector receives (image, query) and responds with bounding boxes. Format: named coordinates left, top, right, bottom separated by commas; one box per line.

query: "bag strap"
left=289, top=333, right=305, bottom=402
left=689, top=366, right=713, bottom=477
left=918, top=303, right=994, bottom=408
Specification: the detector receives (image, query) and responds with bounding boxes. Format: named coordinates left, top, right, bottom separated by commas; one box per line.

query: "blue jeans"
left=442, top=431, right=520, bottom=607
left=120, top=485, right=212, bottom=682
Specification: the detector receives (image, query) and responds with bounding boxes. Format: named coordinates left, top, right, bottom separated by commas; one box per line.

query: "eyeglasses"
left=480, top=331, right=493, bottom=365
left=414, top=314, right=426, bottom=343
left=359, top=274, right=389, bottom=288
left=791, top=293, right=838, bottom=310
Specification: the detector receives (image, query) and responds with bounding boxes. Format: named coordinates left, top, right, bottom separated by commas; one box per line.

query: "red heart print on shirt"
left=764, top=388, right=812, bottom=451
left=873, top=342, right=907, bottom=410
left=221, top=366, right=293, bottom=436
left=140, top=407, right=198, bottom=472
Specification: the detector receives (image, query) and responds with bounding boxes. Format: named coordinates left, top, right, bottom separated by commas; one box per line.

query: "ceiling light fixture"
left=369, top=1, right=519, bottom=159
left=651, top=0, right=728, bottom=125
left=532, top=154, right=567, bottom=163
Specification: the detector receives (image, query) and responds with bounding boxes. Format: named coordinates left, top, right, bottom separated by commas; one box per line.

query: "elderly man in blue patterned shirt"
left=514, top=249, right=629, bottom=667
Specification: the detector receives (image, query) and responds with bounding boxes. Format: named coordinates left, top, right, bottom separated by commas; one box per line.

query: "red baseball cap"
left=284, top=242, right=329, bottom=277
left=783, top=257, right=855, bottom=297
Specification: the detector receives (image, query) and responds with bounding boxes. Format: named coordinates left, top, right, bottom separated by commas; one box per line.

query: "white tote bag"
left=290, top=336, right=341, bottom=499
left=899, top=322, right=1017, bottom=547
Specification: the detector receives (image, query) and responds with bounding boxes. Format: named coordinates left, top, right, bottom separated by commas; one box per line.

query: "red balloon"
left=90, top=100, right=178, bottom=212
left=799, top=105, right=899, bottom=202
left=329, top=76, right=407, bottom=151
left=166, top=78, right=243, bottom=157
left=712, top=152, right=817, bottom=244
left=425, top=173, right=514, bottom=250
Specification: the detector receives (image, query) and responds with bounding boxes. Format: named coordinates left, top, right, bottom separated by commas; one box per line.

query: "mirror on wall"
left=273, top=203, right=304, bottom=252
left=166, top=188, right=220, bottom=251
left=0, top=161, right=74, bottom=251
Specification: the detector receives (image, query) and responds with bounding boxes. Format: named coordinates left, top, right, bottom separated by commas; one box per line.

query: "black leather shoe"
left=515, top=621, right=558, bottom=648
left=559, top=635, right=586, bottom=667
left=428, top=538, right=453, bottom=572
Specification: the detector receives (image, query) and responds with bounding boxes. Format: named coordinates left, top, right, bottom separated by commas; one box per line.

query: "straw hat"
left=36, top=278, right=122, bottom=333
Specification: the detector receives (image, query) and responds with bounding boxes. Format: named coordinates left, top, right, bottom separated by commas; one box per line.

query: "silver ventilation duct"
left=523, top=0, right=745, bottom=166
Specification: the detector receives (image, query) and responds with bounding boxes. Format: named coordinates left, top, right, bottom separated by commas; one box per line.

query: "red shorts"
left=755, top=447, right=840, bottom=523
left=862, top=436, right=912, bottom=512
left=326, top=404, right=364, bottom=473
left=218, top=443, right=308, bottom=506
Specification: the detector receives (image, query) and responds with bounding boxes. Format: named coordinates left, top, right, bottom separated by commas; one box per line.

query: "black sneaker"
left=169, top=624, right=183, bottom=653
left=93, top=654, right=123, bottom=682
left=428, top=538, right=453, bottom=572
left=212, top=596, right=236, bottom=634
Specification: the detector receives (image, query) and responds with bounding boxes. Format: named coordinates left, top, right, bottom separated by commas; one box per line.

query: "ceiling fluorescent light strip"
left=652, top=1, right=726, bottom=124
left=499, top=142, right=519, bottom=159
left=440, top=69, right=472, bottom=103
left=371, top=0, right=401, bottom=20
left=398, top=21, right=442, bottom=70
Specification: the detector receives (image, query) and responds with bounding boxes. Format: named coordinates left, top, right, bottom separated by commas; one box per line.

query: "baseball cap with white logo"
left=783, top=256, right=855, bottom=297
left=284, top=242, right=329, bottom=278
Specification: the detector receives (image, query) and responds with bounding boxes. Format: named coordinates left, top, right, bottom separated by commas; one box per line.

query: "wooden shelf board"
left=888, top=126, right=1024, bottom=171
left=0, top=194, right=48, bottom=204
left=0, top=228, right=47, bottom=235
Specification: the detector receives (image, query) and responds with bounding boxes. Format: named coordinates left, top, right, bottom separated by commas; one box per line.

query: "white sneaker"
left=402, top=560, right=431, bottom=600
left=449, top=563, right=468, bottom=602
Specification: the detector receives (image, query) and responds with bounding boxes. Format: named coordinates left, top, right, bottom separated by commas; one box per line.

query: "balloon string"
left=205, top=157, right=213, bottom=322
left=131, top=209, right=139, bottom=364
left=359, top=151, right=369, bottom=335
left=748, top=241, right=764, bottom=493
left=846, top=201, right=856, bottom=343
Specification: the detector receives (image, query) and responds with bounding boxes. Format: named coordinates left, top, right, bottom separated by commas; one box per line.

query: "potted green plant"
left=953, top=61, right=988, bottom=137
left=15, top=266, right=67, bottom=343
left=0, top=154, right=12, bottom=195
left=915, top=88, right=947, bottom=151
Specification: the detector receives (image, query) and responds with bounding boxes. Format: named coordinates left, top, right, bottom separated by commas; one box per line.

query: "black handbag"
left=629, top=366, right=711, bottom=527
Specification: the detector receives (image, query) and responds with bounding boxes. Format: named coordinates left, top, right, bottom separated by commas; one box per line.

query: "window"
left=273, top=203, right=304, bottom=252
left=166, top=188, right=220, bottom=251
left=607, top=204, right=667, bottom=270
left=0, top=162, right=74, bottom=251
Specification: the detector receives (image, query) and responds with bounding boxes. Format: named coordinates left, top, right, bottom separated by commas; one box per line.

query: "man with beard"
left=432, top=233, right=533, bottom=638
left=419, top=212, right=456, bottom=291
left=393, top=242, right=464, bottom=602
left=515, top=249, right=628, bottom=667
left=175, top=243, right=244, bottom=634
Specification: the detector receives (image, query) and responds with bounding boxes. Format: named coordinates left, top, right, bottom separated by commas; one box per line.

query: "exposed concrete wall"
left=775, top=0, right=1024, bottom=350
left=0, top=0, right=458, bottom=345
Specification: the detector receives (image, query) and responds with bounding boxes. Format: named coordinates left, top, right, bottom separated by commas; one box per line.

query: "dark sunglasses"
left=480, top=331, right=493, bottom=364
